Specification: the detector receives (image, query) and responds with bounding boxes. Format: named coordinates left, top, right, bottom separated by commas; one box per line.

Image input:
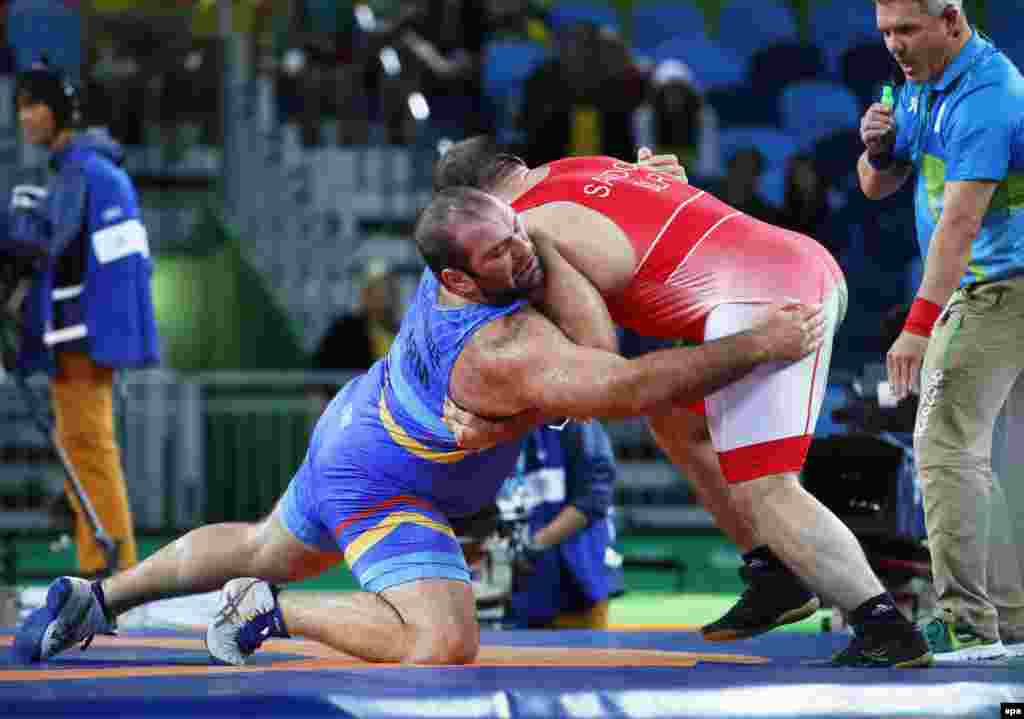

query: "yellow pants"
left=50, top=352, right=138, bottom=575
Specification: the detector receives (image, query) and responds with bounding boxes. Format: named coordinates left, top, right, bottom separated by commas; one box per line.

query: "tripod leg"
left=50, top=434, right=120, bottom=577
left=11, top=374, right=120, bottom=577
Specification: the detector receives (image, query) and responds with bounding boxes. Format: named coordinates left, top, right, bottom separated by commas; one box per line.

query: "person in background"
left=777, top=154, right=834, bottom=251
left=634, top=59, right=719, bottom=181
left=708, top=147, right=780, bottom=225
left=517, top=21, right=644, bottom=166
left=858, top=0, right=1024, bottom=660
left=499, top=421, right=623, bottom=629
left=311, top=259, right=401, bottom=408
left=7, top=58, right=160, bottom=577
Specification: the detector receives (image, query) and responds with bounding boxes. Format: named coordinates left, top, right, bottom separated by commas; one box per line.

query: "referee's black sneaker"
left=701, top=555, right=821, bottom=642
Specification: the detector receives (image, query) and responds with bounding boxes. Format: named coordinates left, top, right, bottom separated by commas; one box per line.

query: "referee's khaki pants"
left=915, top=276, right=1024, bottom=642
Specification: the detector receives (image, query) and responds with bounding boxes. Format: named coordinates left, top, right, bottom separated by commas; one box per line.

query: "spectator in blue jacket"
left=499, top=420, right=624, bottom=628
left=6, top=58, right=160, bottom=576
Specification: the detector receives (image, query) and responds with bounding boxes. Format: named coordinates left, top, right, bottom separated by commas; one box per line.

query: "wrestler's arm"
left=442, top=220, right=617, bottom=449
left=529, top=221, right=618, bottom=354
left=452, top=302, right=823, bottom=422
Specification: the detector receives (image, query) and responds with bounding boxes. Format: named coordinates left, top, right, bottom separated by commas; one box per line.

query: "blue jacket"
left=7, top=129, right=160, bottom=375
left=501, top=421, right=625, bottom=626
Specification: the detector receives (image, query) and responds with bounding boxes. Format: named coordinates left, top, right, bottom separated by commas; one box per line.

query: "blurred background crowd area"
left=0, top=0, right=1014, bottom=544
left=0, top=0, right=1011, bottom=372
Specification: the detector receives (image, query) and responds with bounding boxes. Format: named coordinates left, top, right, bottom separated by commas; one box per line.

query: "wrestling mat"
left=3, top=622, right=1021, bottom=718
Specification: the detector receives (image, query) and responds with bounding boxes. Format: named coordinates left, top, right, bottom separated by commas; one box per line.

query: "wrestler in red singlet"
left=511, top=156, right=843, bottom=338
left=511, top=156, right=847, bottom=483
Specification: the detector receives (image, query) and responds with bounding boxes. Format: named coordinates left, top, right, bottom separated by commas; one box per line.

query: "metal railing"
left=2, top=370, right=702, bottom=534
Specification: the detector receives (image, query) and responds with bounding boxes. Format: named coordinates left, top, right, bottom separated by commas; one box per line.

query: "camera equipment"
left=0, top=249, right=120, bottom=577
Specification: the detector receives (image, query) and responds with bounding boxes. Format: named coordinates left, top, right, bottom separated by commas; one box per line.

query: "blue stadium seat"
left=630, top=1, right=708, bottom=58
left=841, top=41, right=898, bottom=110
left=809, top=0, right=881, bottom=77
left=986, top=5, right=1024, bottom=71
left=715, top=0, right=799, bottom=69
left=546, top=1, right=621, bottom=34
left=718, top=125, right=800, bottom=172
left=705, top=84, right=778, bottom=127
left=756, top=164, right=786, bottom=208
left=779, top=81, right=862, bottom=151
left=649, top=34, right=745, bottom=91
left=481, top=40, right=553, bottom=145
left=747, top=42, right=827, bottom=107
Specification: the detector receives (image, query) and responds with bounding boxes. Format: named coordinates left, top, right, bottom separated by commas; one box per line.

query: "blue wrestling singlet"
left=281, top=269, right=528, bottom=592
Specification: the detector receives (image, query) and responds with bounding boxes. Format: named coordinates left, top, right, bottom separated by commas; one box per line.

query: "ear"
left=440, top=267, right=477, bottom=298
left=942, top=5, right=960, bottom=32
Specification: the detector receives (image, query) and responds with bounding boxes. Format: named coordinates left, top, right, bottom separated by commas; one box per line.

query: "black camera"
left=0, top=248, right=44, bottom=371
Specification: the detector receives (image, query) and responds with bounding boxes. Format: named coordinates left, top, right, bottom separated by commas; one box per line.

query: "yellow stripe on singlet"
left=377, top=393, right=468, bottom=464
left=344, top=511, right=456, bottom=566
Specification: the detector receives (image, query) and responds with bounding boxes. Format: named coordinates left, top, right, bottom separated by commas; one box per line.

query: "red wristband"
left=903, top=298, right=942, bottom=337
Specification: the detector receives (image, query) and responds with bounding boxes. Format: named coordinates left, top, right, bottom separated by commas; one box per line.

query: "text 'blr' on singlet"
left=511, top=156, right=843, bottom=340
left=378, top=269, right=528, bottom=516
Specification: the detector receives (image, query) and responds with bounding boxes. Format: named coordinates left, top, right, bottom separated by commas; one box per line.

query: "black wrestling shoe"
left=701, top=564, right=820, bottom=642
left=829, top=622, right=933, bottom=667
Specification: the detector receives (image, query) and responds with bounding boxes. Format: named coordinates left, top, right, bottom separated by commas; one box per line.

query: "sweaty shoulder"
left=450, top=306, right=551, bottom=418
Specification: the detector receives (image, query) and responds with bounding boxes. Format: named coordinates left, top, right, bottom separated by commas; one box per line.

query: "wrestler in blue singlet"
left=281, top=269, right=527, bottom=592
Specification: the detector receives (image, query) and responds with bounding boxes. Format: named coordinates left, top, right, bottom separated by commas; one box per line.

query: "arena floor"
left=2, top=590, right=1021, bottom=719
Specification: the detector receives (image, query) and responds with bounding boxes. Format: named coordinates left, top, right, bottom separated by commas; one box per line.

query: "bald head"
left=414, top=186, right=510, bottom=275
left=415, top=186, right=543, bottom=305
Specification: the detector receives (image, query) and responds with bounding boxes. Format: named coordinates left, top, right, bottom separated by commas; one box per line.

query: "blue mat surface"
left=2, top=629, right=1022, bottom=718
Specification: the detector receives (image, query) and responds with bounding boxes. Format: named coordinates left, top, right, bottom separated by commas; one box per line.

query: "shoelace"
left=212, top=582, right=254, bottom=630
left=76, top=615, right=117, bottom=652
left=51, top=593, right=106, bottom=653
left=213, top=581, right=276, bottom=656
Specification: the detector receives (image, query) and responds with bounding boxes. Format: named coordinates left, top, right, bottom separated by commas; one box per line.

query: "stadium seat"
left=481, top=40, right=552, bottom=145
left=715, top=0, right=799, bottom=69
left=718, top=125, right=800, bottom=172
left=809, top=0, right=881, bottom=77
left=545, top=1, right=621, bottom=34
left=841, top=41, right=899, bottom=110
left=746, top=42, right=827, bottom=108
left=649, top=34, right=745, bottom=91
left=630, top=1, right=708, bottom=58
left=756, top=165, right=786, bottom=208
left=985, top=5, right=1024, bottom=71
left=705, top=84, right=778, bottom=127
left=779, top=80, right=862, bottom=151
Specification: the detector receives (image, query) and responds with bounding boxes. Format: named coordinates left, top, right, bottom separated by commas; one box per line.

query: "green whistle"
left=881, top=85, right=894, bottom=108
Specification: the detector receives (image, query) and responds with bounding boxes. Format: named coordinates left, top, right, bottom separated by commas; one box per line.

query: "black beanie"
left=16, top=58, right=80, bottom=131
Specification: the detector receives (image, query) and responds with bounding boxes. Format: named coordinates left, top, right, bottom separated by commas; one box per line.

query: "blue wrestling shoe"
left=205, top=578, right=289, bottom=666
left=13, top=576, right=116, bottom=663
